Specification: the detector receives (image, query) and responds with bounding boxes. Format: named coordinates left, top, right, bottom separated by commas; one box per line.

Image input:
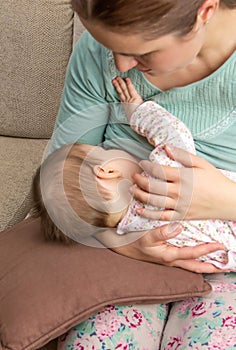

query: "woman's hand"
left=131, top=145, right=236, bottom=221
left=111, top=223, right=227, bottom=273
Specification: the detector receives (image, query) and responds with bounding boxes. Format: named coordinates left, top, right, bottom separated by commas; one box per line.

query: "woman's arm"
left=132, top=145, right=236, bottom=221
left=49, top=31, right=110, bottom=153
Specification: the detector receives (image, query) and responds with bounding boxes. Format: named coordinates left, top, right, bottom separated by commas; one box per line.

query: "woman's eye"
left=138, top=53, right=149, bottom=59
left=140, top=50, right=160, bottom=59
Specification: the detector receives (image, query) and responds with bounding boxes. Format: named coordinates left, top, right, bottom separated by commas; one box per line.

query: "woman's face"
left=81, top=19, right=206, bottom=76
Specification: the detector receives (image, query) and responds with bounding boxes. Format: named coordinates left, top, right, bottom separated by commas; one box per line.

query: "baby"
left=112, top=77, right=236, bottom=270
left=32, top=77, right=236, bottom=270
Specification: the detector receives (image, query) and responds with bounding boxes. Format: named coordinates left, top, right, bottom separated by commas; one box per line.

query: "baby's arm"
left=130, top=101, right=196, bottom=154
left=113, top=77, right=195, bottom=153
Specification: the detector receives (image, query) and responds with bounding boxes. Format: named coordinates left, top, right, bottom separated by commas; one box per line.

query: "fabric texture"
left=51, top=31, right=236, bottom=171
left=117, top=101, right=236, bottom=271
left=161, top=272, right=236, bottom=349
left=0, top=0, right=75, bottom=231
left=0, top=0, right=73, bottom=138
left=0, top=217, right=211, bottom=350
left=58, top=304, right=170, bottom=349
left=0, top=137, right=48, bottom=231
left=57, top=273, right=236, bottom=350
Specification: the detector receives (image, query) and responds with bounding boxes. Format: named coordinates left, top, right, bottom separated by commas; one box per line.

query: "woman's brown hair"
left=72, top=0, right=236, bottom=38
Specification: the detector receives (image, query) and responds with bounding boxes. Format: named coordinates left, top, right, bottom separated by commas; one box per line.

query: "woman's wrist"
left=216, top=177, right=236, bottom=221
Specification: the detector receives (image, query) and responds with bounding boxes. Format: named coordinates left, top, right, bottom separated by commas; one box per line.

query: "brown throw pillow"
left=0, top=218, right=211, bottom=350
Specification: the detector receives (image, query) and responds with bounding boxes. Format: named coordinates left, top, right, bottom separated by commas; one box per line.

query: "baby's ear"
left=93, top=165, right=122, bottom=179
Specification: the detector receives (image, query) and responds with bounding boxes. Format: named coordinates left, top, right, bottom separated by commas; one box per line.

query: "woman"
left=54, top=0, right=236, bottom=348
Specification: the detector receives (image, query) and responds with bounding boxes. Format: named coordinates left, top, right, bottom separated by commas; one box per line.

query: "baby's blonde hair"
left=31, top=144, right=119, bottom=243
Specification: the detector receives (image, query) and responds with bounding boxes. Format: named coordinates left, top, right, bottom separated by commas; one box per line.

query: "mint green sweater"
left=52, top=31, right=236, bottom=171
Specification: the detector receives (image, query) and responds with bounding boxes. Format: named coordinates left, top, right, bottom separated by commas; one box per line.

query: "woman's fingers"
left=132, top=173, right=177, bottom=196
left=133, top=160, right=193, bottom=220
left=173, top=259, right=227, bottom=274
left=139, top=160, right=180, bottom=182
left=137, top=208, right=178, bottom=221
left=165, top=145, right=211, bottom=169
left=130, top=187, right=176, bottom=211
left=140, top=227, right=227, bottom=273
left=163, top=242, right=226, bottom=262
left=131, top=174, right=178, bottom=211
left=140, top=223, right=183, bottom=244
left=142, top=225, right=225, bottom=261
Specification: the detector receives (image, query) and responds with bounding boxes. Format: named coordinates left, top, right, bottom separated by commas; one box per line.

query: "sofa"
left=0, top=1, right=84, bottom=348
left=0, top=0, right=84, bottom=231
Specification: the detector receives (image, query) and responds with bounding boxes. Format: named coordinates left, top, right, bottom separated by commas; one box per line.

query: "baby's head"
left=32, top=143, right=141, bottom=243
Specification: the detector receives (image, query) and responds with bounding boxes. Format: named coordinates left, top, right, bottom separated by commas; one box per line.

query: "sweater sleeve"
left=49, top=31, right=111, bottom=153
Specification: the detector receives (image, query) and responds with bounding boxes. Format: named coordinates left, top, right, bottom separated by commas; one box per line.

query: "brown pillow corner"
left=0, top=217, right=211, bottom=350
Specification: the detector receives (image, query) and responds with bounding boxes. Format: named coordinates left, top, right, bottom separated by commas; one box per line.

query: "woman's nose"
left=113, top=53, right=138, bottom=72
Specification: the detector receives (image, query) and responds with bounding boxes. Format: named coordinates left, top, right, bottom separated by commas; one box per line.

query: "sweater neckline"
left=140, top=50, right=236, bottom=93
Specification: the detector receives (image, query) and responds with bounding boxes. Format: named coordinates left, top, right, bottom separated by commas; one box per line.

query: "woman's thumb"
left=164, top=145, right=200, bottom=168
left=153, top=223, right=183, bottom=241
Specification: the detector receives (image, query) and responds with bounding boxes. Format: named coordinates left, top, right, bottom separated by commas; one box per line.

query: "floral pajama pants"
left=58, top=272, right=236, bottom=350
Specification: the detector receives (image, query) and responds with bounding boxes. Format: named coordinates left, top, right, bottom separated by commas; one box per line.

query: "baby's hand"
left=112, top=77, right=143, bottom=121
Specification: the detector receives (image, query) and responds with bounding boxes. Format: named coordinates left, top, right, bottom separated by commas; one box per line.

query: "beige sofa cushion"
left=0, top=137, right=48, bottom=231
left=0, top=217, right=211, bottom=350
left=0, top=0, right=73, bottom=139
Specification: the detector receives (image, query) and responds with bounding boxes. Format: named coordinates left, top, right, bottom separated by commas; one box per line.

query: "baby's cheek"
left=96, top=182, right=114, bottom=201
left=116, top=178, right=133, bottom=203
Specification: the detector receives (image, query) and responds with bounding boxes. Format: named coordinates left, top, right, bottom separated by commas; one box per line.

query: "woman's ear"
left=93, top=165, right=122, bottom=179
left=197, top=0, right=219, bottom=25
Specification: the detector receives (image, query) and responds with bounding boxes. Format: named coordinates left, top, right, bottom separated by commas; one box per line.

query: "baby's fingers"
left=125, top=78, right=140, bottom=98
left=112, top=77, right=131, bottom=101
